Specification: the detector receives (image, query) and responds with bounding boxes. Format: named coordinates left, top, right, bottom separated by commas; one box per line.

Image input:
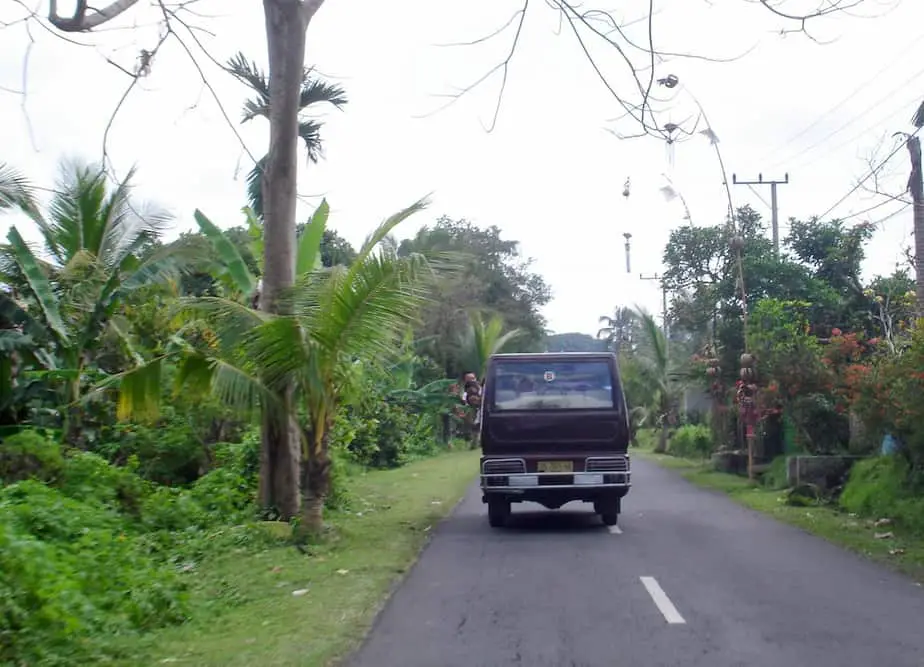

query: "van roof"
left=488, top=352, right=616, bottom=362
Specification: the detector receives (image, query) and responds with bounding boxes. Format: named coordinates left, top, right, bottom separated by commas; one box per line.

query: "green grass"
left=634, top=447, right=924, bottom=584
left=116, top=449, right=481, bottom=667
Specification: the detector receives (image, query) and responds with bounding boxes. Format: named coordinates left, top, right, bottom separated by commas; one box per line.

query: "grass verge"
left=118, top=449, right=480, bottom=667
left=634, top=447, right=924, bottom=584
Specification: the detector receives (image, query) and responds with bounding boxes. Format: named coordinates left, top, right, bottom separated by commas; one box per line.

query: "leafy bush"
left=789, top=392, right=849, bottom=454
left=0, top=429, right=64, bottom=483
left=854, top=326, right=924, bottom=472
left=97, top=407, right=204, bottom=485
left=669, top=424, right=713, bottom=459
left=761, top=455, right=790, bottom=490
left=325, top=446, right=356, bottom=511
left=0, top=481, right=190, bottom=665
left=189, top=467, right=255, bottom=521
left=840, top=456, right=924, bottom=535
left=333, top=401, right=436, bottom=469
left=633, top=428, right=656, bottom=450
left=57, top=449, right=148, bottom=515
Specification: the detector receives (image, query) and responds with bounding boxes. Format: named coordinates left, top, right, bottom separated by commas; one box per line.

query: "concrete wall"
left=786, top=455, right=865, bottom=490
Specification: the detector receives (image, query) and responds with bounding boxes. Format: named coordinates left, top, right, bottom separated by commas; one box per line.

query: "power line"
left=790, top=89, right=924, bottom=171
left=731, top=173, right=789, bottom=255
left=766, top=64, right=924, bottom=171
left=817, top=125, right=922, bottom=220
left=757, top=35, right=922, bottom=165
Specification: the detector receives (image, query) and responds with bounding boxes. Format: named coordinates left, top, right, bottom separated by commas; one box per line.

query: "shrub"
left=189, top=467, right=255, bottom=522
left=669, top=424, right=713, bottom=459
left=840, top=456, right=924, bottom=535
left=762, top=455, right=790, bottom=490
left=333, top=400, right=428, bottom=469
left=789, top=392, right=849, bottom=454
left=325, top=446, right=356, bottom=511
left=57, top=450, right=149, bottom=516
left=97, top=407, right=204, bottom=485
left=140, top=485, right=211, bottom=532
left=0, top=429, right=63, bottom=483
left=0, top=481, right=190, bottom=665
left=853, top=326, right=924, bottom=472
left=633, top=428, right=656, bottom=450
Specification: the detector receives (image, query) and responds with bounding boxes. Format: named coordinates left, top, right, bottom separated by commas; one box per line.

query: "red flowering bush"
left=853, top=326, right=924, bottom=472
left=821, top=329, right=877, bottom=413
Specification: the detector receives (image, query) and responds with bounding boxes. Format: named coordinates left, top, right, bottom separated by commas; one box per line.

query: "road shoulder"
left=634, top=447, right=924, bottom=584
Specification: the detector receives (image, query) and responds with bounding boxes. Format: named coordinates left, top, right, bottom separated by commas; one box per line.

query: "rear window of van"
left=490, top=360, right=616, bottom=411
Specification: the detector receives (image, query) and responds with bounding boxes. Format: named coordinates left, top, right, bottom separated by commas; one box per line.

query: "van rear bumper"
left=479, top=455, right=631, bottom=502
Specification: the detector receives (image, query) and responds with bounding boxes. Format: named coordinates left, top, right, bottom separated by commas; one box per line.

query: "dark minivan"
left=479, top=352, right=631, bottom=528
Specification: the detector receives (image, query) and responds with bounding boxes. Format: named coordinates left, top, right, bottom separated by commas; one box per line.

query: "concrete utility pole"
left=623, top=233, right=632, bottom=274
left=731, top=173, right=789, bottom=255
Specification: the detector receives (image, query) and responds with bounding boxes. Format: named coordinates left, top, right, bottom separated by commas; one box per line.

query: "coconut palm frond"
left=0, top=162, right=37, bottom=214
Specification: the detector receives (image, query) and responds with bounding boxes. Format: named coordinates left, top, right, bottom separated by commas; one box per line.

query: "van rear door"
left=482, top=357, right=629, bottom=454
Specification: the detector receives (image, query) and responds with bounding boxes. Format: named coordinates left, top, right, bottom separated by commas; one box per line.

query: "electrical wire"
left=756, top=34, right=922, bottom=166
left=765, top=64, right=924, bottom=171
left=816, top=125, right=921, bottom=220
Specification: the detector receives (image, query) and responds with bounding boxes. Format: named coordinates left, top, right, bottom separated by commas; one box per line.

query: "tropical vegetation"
left=0, top=158, right=548, bottom=665
left=607, top=204, right=924, bottom=540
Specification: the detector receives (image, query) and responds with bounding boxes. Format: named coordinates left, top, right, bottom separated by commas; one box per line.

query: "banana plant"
left=193, top=199, right=330, bottom=302
left=0, top=162, right=193, bottom=439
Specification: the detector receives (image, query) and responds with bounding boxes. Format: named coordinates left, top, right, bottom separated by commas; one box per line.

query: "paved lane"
left=346, top=458, right=924, bottom=667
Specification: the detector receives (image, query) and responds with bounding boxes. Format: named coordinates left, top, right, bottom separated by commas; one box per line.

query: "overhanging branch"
left=47, top=0, right=142, bottom=32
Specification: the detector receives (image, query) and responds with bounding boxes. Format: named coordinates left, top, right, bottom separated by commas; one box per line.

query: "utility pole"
left=731, top=173, right=789, bottom=255
left=639, top=273, right=669, bottom=344
left=623, top=233, right=632, bottom=274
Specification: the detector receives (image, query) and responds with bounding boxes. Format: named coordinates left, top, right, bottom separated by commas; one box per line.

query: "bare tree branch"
left=428, top=0, right=881, bottom=141
left=47, top=0, right=141, bottom=32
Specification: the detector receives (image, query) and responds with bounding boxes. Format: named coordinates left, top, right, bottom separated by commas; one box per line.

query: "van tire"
left=487, top=499, right=510, bottom=528
left=600, top=510, right=619, bottom=526
left=596, top=498, right=620, bottom=526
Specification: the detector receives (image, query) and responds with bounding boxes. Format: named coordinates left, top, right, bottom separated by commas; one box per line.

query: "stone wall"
left=786, top=455, right=865, bottom=490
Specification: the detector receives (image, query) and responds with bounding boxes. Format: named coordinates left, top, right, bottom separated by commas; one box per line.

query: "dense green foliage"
left=0, top=160, right=547, bottom=664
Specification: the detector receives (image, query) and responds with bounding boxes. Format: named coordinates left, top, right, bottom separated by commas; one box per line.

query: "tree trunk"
left=258, top=412, right=302, bottom=518
left=297, top=430, right=332, bottom=540
left=655, top=419, right=668, bottom=453
left=63, top=366, right=83, bottom=447
left=257, top=0, right=325, bottom=519
left=906, top=135, right=924, bottom=317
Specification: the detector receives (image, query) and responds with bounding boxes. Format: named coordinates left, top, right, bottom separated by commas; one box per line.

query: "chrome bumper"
left=480, top=456, right=632, bottom=491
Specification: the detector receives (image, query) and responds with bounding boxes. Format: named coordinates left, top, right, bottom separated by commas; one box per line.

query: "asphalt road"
left=345, top=457, right=924, bottom=667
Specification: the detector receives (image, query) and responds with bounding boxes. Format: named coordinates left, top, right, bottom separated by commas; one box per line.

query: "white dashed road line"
left=607, top=525, right=623, bottom=535
left=640, top=576, right=686, bottom=624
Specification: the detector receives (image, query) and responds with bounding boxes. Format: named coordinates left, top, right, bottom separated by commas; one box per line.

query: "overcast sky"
left=1, top=0, right=921, bottom=336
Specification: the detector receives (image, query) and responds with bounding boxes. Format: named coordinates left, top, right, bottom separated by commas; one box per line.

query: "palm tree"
left=597, top=306, right=635, bottom=354
left=0, top=161, right=188, bottom=441
left=174, top=197, right=438, bottom=535
left=0, top=163, right=37, bottom=213
left=630, top=306, right=677, bottom=453
left=226, top=52, right=348, bottom=219
left=459, top=312, right=523, bottom=379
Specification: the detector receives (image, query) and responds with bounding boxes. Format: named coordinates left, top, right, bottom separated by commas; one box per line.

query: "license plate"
left=538, top=460, right=573, bottom=473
